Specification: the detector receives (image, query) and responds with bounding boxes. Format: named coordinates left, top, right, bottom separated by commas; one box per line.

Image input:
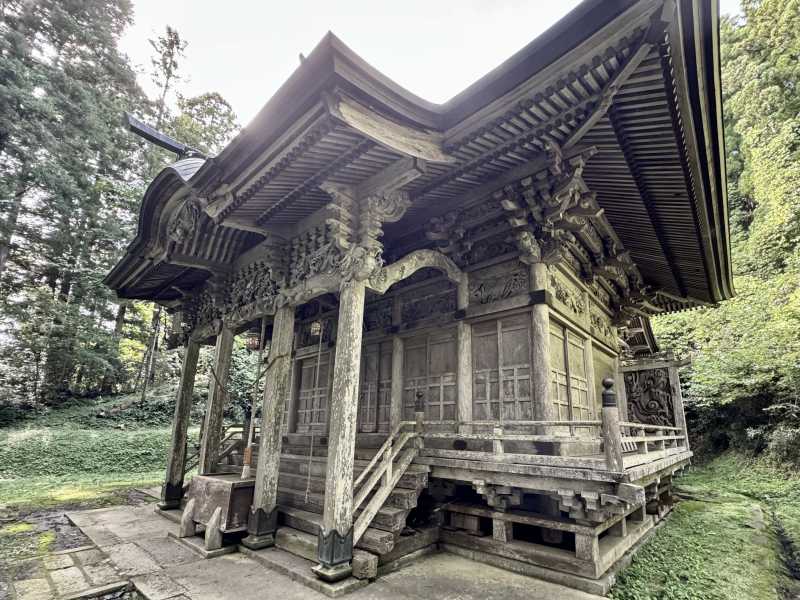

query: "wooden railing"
left=600, top=379, right=688, bottom=471
left=351, top=413, right=423, bottom=545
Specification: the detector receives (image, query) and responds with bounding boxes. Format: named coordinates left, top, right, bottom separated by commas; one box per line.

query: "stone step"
left=239, top=545, right=368, bottom=597
left=280, top=506, right=397, bottom=555
left=277, top=488, right=409, bottom=534
left=274, top=527, right=378, bottom=580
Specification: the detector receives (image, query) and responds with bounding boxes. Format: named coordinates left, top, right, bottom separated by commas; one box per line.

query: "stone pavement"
left=10, top=501, right=603, bottom=599
left=7, top=545, right=127, bottom=600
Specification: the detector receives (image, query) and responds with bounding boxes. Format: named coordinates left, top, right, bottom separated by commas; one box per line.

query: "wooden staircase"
left=216, top=427, right=430, bottom=562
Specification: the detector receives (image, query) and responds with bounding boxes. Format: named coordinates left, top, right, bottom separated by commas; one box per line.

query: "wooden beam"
left=355, top=156, right=427, bottom=199
left=325, top=92, right=455, bottom=164
left=167, top=253, right=233, bottom=274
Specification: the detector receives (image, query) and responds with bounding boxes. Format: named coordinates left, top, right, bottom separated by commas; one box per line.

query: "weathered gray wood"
left=199, top=326, right=235, bottom=474
left=446, top=503, right=594, bottom=534
left=249, top=305, right=295, bottom=521
left=530, top=263, right=557, bottom=424
left=574, top=533, right=600, bottom=563
left=322, top=279, right=366, bottom=538
left=354, top=447, right=417, bottom=544
left=179, top=498, right=197, bottom=538
left=456, top=321, right=473, bottom=432
left=390, top=336, right=403, bottom=430
left=416, top=448, right=613, bottom=481
left=668, top=365, right=689, bottom=450
left=204, top=506, right=223, bottom=551
left=161, top=340, right=200, bottom=508
left=419, top=448, right=607, bottom=472
left=601, top=379, right=624, bottom=472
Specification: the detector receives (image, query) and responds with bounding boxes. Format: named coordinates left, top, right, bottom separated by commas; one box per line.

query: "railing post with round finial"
left=601, top=378, right=624, bottom=472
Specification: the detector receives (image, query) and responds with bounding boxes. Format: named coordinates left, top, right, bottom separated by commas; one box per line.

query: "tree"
left=653, top=0, right=800, bottom=455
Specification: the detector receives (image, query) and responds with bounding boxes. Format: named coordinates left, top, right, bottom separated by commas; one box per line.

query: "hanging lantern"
left=244, top=329, right=261, bottom=352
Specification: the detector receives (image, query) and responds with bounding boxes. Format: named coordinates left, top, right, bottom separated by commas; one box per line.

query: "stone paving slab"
left=54, top=502, right=604, bottom=600
left=9, top=544, right=127, bottom=600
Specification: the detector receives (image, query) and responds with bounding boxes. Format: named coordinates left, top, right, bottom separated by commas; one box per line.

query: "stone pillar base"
left=240, top=533, right=276, bottom=550
left=242, top=506, right=278, bottom=549
left=158, top=482, right=184, bottom=510
left=312, top=562, right=352, bottom=582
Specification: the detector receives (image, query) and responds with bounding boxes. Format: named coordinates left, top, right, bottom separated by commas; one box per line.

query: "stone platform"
left=14, top=502, right=607, bottom=600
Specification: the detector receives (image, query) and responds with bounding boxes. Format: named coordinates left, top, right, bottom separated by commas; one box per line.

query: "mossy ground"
left=610, top=453, right=800, bottom=600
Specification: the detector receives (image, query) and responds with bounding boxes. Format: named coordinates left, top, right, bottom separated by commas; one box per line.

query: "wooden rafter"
left=254, top=138, right=374, bottom=225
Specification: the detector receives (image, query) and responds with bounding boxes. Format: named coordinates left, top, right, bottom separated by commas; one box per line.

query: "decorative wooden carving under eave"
left=624, top=368, right=675, bottom=427
left=548, top=271, right=588, bottom=323
left=359, top=190, right=412, bottom=253
left=469, top=262, right=529, bottom=305
left=364, top=298, right=393, bottom=332
left=287, top=223, right=346, bottom=288
left=166, top=195, right=205, bottom=246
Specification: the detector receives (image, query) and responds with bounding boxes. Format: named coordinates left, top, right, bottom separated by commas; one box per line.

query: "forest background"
left=1, top=0, right=800, bottom=464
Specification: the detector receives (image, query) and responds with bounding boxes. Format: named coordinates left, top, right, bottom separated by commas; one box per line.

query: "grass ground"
left=610, top=453, right=800, bottom=600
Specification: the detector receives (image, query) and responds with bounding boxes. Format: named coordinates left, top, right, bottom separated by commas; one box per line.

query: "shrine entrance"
left=295, top=349, right=331, bottom=433
left=403, top=329, right=457, bottom=422
left=358, top=341, right=392, bottom=433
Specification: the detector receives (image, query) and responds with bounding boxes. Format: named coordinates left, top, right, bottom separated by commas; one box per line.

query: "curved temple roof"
left=106, top=0, right=732, bottom=313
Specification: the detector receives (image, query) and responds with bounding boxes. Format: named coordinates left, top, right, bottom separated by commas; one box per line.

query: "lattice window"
left=358, top=342, right=393, bottom=433
left=296, top=352, right=330, bottom=432
left=472, top=314, right=532, bottom=421
left=550, top=322, right=593, bottom=428
left=403, top=331, right=456, bottom=421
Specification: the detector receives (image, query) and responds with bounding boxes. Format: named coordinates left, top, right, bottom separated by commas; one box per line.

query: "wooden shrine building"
left=105, top=0, right=731, bottom=594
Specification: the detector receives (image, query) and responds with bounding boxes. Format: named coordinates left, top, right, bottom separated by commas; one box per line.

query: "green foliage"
left=611, top=453, right=800, bottom=600
left=0, top=3, right=239, bottom=414
left=0, top=427, right=174, bottom=478
left=653, top=0, right=800, bottom=456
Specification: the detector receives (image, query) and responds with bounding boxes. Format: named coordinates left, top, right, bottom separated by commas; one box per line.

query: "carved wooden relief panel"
left=548, top=271, right=588, bottom=328
left=624, top=368, right=675, bottom=426
left=288, top=224, right=344, bottom=287
left=400, top=282, right=456, bottom=323
left=469, top=261, right=529, bottom=305
left=364, top=298, right=393, bottom=332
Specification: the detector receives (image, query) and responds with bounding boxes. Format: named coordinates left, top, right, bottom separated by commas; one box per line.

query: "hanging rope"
left=304, top=320, right=325, bottom=503
left=241, top=317, right=268, bottom=480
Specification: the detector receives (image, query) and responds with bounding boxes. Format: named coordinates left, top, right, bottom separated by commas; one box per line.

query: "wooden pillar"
left=390, top=335, right=404, bottom=430
left=456, top=320, right=473, bottom=433
left=615, top=357, right=629, bottom=421
left=575, top=532, right=600, bottom=564
left=584, top=338, right=598, bottom=418
left=159, top=340, right=200, bottom=509
left=530, top=262, right=557, bottom=422
left=314, top=280, right=366, bottom=582
left=602, top=378, right=624, bottom=471
left=242, top=305, right=295, bottom=549
left=668, top=365, right=689, bottom=450
left=198, top=326, right=235, bottom=475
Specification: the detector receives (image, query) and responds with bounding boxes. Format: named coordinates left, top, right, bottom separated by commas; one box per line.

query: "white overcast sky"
left=120, top=0, right=743, bottom=128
